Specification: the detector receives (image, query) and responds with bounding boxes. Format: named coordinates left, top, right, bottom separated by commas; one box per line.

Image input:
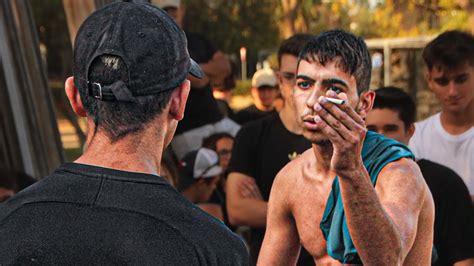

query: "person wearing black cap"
left=0, top=2, right=248, bottom=264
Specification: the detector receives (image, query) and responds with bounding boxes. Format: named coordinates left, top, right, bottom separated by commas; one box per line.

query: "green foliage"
left=233, top=80, right=252, bottom=96
left=183, top=0, right=280, bottom=61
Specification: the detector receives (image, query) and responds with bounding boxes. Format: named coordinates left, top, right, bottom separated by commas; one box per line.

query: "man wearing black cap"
left=0, top=2, right=248, bottom=264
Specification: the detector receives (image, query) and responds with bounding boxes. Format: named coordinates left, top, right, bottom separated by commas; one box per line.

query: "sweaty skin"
left=258, top=60, right=434, bottom=265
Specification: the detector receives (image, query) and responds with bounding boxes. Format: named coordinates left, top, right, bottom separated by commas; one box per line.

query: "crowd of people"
left=0, top=0, right=473, bottom=265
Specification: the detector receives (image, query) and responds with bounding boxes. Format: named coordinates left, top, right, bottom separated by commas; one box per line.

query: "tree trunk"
left=280, top=0, right=300, bottom=38
left=0, top=0, right=64, bottom=177
left=62, top=0, right=96, bottom=45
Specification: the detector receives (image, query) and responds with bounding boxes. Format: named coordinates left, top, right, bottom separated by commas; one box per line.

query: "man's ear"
left=407, top=123, right=415, bottom=139
left=65, top=77, right=87, bottom=117
left=169, top=80, right=190, bottom=121
left=356, top=90, right=375, bottom=118
left=425, top=71, right=434, bottom=92
left=250, top=87, right=258, bottom=99
left=276, top=71, right=284, bottom=87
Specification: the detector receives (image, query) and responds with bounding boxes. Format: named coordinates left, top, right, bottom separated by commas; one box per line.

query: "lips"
left=446, top=97, right=462, bottom=105
left=302, top=115, right=319, bottom=130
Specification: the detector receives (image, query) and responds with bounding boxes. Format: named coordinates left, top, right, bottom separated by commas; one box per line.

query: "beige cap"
left=252, top=68, right=277, bottom=88
left=152, top=0, right=180, bottom=9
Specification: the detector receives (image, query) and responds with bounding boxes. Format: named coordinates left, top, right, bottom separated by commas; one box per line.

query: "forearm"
left=200, top=52, right=231, bottom=81
left=227, top=198, right=267, bottom=228
left=339, top=168, right=403, bottom=265
left=454, top=258, right=474, bottom=266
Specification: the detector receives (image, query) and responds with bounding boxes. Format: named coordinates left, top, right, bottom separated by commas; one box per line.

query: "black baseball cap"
left=73, top=1, right=203, bottom=102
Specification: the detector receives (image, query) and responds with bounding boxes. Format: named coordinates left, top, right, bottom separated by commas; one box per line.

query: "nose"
left=447, top=81, right=458, bottom=96
left=306, top=83, right=323, bottom=110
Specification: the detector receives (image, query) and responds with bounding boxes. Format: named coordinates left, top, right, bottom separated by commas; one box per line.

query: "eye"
left=366, top=125, right=377, bottom=132
left=384, top=125, right=399, bottom=132
left=454, top=75, right=468, bottom=84
left=328, top=86, right=342, bottom=94
left=283, top=73, right=295, bottom=81
left=297, top=81, right=312, bottom=90
left=434, top=78, right=449, bottom=86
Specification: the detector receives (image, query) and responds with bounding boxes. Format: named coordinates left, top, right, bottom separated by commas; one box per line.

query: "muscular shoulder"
left=376, top=158, right=428, bottom=207
left=271, top=148, right=313, bottom=196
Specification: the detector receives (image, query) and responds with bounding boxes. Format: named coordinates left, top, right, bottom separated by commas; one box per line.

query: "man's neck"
left=311, top=142, right=335, bottom=177
left=279, top=104, right=303, bottom=135
left=440, top=103, right=474, bottom=135
left=255, top=102, right=274, bottom=112
left=75, top=125, right=166, bottom=176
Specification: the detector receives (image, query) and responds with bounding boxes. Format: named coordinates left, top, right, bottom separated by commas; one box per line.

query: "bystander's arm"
left=455, top=258, right=474, bottom=266
left=198, top=203, right=224, bottom=221
left=226, top=172, right=267, bottom=228
left=200, top=51, right=231, bottom=86
left=187, top=51, right=230, bottom=89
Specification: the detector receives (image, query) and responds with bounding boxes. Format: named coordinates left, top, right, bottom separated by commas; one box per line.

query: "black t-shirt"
left=176, top=32, right=223, bottom=135
left=418, top=159, right=474, bottom=266
left=228, top=113, right=312, bottom=265
left=216, top=99, right=236, bottom=120
left=234, top=104, right=276, bottom=125
left=0, top=163, right=248, bottom=265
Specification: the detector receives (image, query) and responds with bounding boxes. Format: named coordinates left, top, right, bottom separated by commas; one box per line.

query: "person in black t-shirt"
left=366, top=86, right=474, bottom=266
left=234, top=68, right=279, bottom=125
left=227, top=34, right=314, bottom=265
left=0, top=3, right=248, bottom=264
left=156, top=0, right=240, bottom=160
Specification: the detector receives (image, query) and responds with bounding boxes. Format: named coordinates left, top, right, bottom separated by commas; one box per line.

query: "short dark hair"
left=277, top=34, right=313, bottom=67
left=423, top=30, right=474, bottom=71
left=202, top=132, right=234, bottom=151
left=298, top=29, right=372, bottom=94
left=80, top=55, right=174, bottom=142
left=373, top=86, right=416, bottom=130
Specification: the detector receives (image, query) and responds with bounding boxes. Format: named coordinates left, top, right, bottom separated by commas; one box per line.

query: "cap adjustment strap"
left=88, top=80, right=136, bottom=102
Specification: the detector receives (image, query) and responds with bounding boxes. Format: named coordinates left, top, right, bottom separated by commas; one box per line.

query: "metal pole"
left=240, top=47, right=247, bottom=81
left=383, top=41, right=391, bottom=86
left=0, top=0, right=64, bottom=177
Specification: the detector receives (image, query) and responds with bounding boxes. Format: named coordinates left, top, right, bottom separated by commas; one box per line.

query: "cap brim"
left=189, top=58, right=204, bottom=79
left=201, top=165, right=222, bottom=178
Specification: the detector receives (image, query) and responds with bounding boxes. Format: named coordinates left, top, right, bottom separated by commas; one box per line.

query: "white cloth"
left=171, top=117, right=240, bottom=160
left=409, top=113, right=474, bottom=194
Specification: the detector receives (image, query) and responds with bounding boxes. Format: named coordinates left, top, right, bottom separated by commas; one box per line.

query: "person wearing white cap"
left=177, top=148, right=223, bottom=206
left=234, top=68, right=280, bottom=125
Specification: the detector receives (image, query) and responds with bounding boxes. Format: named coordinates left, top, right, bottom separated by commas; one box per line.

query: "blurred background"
left=0, top=0, right=472, bottom=178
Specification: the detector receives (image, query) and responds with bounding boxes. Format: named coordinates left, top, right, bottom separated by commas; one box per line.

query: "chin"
left=445, top=104, right=469, bottom=114
left=302, top=130, right=330, bottom=145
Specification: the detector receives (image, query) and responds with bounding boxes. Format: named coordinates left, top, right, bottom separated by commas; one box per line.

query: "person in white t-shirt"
left=409, top=30, right=474, bottom=200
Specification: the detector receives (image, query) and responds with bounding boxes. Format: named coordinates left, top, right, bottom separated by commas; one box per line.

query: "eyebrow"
left=296, top=75, right=349, bottom=88
left=296, top=74, right=315, bottom=82
left=322, top=78, right=349, bottom=88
